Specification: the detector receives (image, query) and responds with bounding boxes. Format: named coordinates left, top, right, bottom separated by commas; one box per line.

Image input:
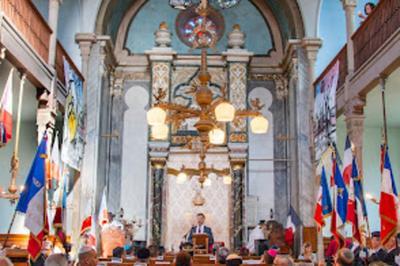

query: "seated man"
left=226, top=254, right=242, bottom=266
left=134, top=247, right=150, bottom=266
left=77, top=246, right=98, bottom=266
left=111, top=247, right=125, bottom=263
left=45, top=254, right=68, bottom=266
left=187, top=213, right=214, bottom=247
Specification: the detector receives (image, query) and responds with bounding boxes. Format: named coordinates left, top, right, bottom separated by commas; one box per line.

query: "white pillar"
left=48, top=0, right=62, bottom=66
left=342, top=0, right=357, bottom=74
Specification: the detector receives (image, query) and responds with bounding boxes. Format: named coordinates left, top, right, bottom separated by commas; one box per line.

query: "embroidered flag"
left=0, top=68, right=14, bottom=146
left=314, top=166, right=333, bottom=230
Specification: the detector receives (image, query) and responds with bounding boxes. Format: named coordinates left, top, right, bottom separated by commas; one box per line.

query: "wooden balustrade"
left=352, top=0, right=400, bottom=71
left=0, top=0, right=52, bottom=63
left=56, top=41, right=84, bottom=86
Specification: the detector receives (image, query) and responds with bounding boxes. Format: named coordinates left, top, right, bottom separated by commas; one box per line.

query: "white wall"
left=248, top=87, right=274, bottom=224
left=120, top=85, right=149, bottom=241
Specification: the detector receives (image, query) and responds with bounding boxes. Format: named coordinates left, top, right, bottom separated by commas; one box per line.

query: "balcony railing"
left=352, top=0, right=400, bottom=70
left=0, top=0, right=52, bottom=63
left=56, top=41, right=84, bottom=86
left=315, top=0, right=400, bottom=91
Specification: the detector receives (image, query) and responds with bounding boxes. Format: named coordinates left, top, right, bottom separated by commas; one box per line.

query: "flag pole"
left=380, top=76, right=388, bottom=147
left=3, top=72, right=26, bottom=249
left=8, top=72, right=26, bottom=194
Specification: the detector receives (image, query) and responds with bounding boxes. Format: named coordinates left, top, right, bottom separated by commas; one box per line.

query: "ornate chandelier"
left=147, top=49, right=269, bottom=148
left=167, top=148, right=230, bottom=188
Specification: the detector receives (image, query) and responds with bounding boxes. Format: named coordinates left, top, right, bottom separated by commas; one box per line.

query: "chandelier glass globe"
left=147, top=107, right=167, bottom=126
left=215, top=102, right=235, bottom=122
left=209, top=128, right=225, bottom=145
left=223, top=175, right=232, bottom=185
left=204, top=178, right=212, bottom=187
left=250, top=115, right=269, bottom=134
left=177, top=172, right=188, bottom=184
left=151, top=124, right=169, bottom=140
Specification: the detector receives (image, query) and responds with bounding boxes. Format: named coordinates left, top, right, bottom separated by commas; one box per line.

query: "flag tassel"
left=8, top=73, right=26, bottom=194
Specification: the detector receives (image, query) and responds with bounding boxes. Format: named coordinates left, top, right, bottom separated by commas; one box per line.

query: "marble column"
left=48, top=0, right=62, bottom=66
left=342, top=0, right=357, bottom=75
left=345, top=96, right=366, bottom=175
left=74, top=34, right=115, bottom=249
left=229, top=143, right=247, bottom=250
left=148, top=142, right=169, bottom=246
left=107, top=76, right=124, bottom=213
left=223, top=26, right=253, bottom=143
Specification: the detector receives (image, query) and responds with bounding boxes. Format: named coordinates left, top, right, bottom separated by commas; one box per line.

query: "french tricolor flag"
left=0, top=68, right=14, bottom=146
left=16, top=135, right=49, bottom=261
left=379, top=146, right=399, bottom=245
left=342, top=136, right=352, bottom=185
left=314, top=166, right=333, bottom=230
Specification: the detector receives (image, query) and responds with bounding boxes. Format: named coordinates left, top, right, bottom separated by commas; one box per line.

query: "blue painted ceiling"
left=104, top=0, right=296, bottom=55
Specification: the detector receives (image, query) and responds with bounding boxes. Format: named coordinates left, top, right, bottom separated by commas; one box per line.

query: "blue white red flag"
left=379, top=146, right=399, bottom=245
left=16, top=134, right=48, bottom=261
left=314, top=166, right=333, bottom=230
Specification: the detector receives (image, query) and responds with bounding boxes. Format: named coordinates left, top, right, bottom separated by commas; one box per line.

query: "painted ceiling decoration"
left=169, top=0, right=241, bottom=10
left=97, top=0, right=304, bottom=55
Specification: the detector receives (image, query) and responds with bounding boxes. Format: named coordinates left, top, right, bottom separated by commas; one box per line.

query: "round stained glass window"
left=176, top=6, right=225, bottom=49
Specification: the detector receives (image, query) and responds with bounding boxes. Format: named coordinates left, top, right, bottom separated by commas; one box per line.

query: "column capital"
left=341, top=0, right=357, bottom=9
left=149, top=141, right=170, bottom=159
left=222, top=49, right=253, bottom=63
left=228, top=143, right=248, bottom=162
left=145, top=48, right=176, bottom=62
left=75, top=33, right=97, bottom=57
left=345, top=95, right=366, bottom=117
left=302, top=38, right=323, bottom=63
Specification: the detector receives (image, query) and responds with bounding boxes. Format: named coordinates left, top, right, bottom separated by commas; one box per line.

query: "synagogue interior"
left=0, top=0, right=399, bottom=265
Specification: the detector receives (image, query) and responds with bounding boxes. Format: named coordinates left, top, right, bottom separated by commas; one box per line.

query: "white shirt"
left=247, top=226, right=266, bottom=253
left=196, top=225, right=205, bottom=234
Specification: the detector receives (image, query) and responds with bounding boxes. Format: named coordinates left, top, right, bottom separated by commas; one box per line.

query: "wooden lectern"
left=192, top=233, right=209, bottom=254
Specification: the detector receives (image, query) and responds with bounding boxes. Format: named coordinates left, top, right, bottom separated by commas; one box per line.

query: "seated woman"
left=298, top=242, right=317, bottom=264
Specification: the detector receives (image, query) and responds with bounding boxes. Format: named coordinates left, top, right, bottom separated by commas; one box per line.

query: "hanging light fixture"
left=208, top=128, right=225, bottom=145
left=215, top=101, right=235, bottom=122
left=151, top=124, right=169, bottom=140
left=204, top=178, right=212, bottom=187
left=177, top=172, right=188, bottom=184
left=223, top=175, right=232, bottom=185
left=250, top=115, right=269, bottom=134
left=147, top=107, right=167, bottom=126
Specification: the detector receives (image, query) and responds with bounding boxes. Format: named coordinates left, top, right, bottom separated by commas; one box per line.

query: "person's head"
left=175, top=251, right=191, bottom=266
left=263, top=249, right=277, bottom=264
left=137, top=247, right=150, bottom=262
left=112, top=247, right=125, bottom=259
left=335, top=248, right=354, bottom=266
left=303, top=242, right=312, bottom=255
left=44, top=253, right=68, bottom=266
left=273, top=255, right=293, bottom=266
left=226, top=254, right=242, bottom=266
left=364, top=2, right=376, bottom=15
left=196, top=213, right=205, bottom=225
left=78, top=246, right=98, bottom=266
left=0, top=256, right=13, bottom=266
left=371, top=231, right=381, bottom=249
left=217, top=247, right=229, bottom=264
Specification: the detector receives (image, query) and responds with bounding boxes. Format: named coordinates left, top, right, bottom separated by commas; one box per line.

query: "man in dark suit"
left=368, top=231, right=388, bottom=263
left=187, top=213, right=214, bottom=246
left=383, top=234, right=400, bottom=265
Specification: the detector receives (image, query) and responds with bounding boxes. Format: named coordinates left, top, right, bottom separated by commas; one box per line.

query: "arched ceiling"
left=95, top=0, right=305, bottom=55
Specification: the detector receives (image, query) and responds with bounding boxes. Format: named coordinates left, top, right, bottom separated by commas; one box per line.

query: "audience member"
left=77, top=246, right=98, bottom=266
left=135, top=247, right=151, bottom=266
left=261, top=249, right=276, bottom=264
left=383, top=235, right=400, bottom=265
left=369, top=231, right=387, bottom=263
left=0, top=256, right=13, bottom=266
left=216, top=247, right=229, bottom=264
left=298, top=242, right=316, bottom=263
left=335, top=248, right=354, bottom=266
left=111, top=247, right=125, bottom=263
left=358, top=2, right=376, bottom=22
left=226, top=254, right=243, bottom=266
left=273, top=255, right=293, bottom=266
left=175, top=251, right=191, bottom=266
left=44, top=253, right=68, bottom=266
